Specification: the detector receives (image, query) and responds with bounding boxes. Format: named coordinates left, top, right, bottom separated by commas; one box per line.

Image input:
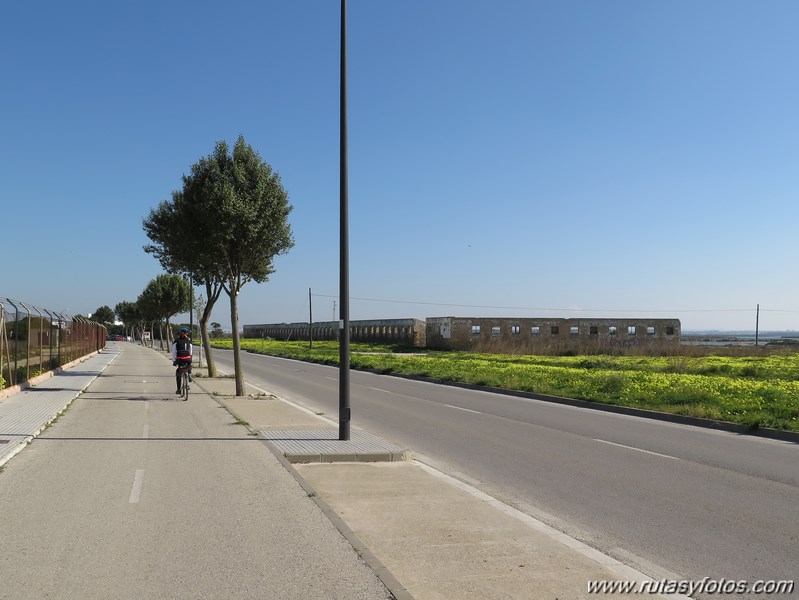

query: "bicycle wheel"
left=182, top=370, right=189, bottom=401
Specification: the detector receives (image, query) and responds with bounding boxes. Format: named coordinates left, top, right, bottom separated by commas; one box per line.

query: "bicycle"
left=177, top=363, right=191, bottom=401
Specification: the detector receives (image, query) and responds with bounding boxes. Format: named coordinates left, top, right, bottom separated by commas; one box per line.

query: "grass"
left=211, top=339, right=799, bottom=432
left=42, top=410, right=65, bottom=431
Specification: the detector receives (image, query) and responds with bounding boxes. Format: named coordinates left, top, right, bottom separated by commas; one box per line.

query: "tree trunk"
left=230, top=289, right=244, bottom=396
left=164, top=318, right=171, bottom=350
left=199, top=312, right=214, bottom=376
left=200, top=280, right=221, bottom=377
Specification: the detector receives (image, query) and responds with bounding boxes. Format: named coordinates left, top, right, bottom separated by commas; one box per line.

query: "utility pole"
left=188, top=276, right=193, bottom=339
left=755, top=304, right=760, bottom=347
left=339, top=0, right=351, bottom=441
left=309, top=288, right=313, bottom=350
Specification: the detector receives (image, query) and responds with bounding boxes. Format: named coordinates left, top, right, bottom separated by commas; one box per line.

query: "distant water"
left=684, top=330, right=799, bottom=337
left=682, top=330, right=799, bottom=346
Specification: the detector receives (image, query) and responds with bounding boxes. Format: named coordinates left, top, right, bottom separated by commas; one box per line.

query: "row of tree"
left=113, top=274, right=192, bottom=350
left=87, top=295, right=226, bottom=346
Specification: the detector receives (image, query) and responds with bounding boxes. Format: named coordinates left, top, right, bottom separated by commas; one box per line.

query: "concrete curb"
left=260, top=429, right=411, bottom=464
left=0, top=351, right=101, bottom=401
left=198, top=380, right=415, bottom=600
left=264, top=442, right=417, bottom=600
left=0, top=350, right=116, bottom=468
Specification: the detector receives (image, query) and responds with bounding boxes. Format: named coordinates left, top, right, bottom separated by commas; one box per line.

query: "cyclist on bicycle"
left=171, top=328, right=193, bottom=395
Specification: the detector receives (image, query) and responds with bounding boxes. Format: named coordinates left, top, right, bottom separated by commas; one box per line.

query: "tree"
left=145, top=135, right=294, bottom=395
left=183, top=136, right=294, bottom=394
left=144, top=195, right=225, bottom=375
left=91, top=305, right=115, bottom=325
left=138, top=274, right=190, bottom=349
left=115, top=301, right=143, bottom=342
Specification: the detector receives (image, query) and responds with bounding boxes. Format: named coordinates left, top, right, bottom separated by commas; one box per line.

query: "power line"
left=309, top=293, right=774, bottom=314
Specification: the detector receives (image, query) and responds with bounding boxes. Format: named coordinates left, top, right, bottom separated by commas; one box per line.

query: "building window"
left=551, top=326, right=559, bottom=335
left=666, top=326, right=675, bottom=336
left=531, top=326, right=540, bottom=335
left=609, top=326, right=617, bottom=335
left=590, top=326, right=598, bottom=335
left=628, top=326, right=636, bottom=335
left=647, top=326, right=656, bottom=335
left=570, top=326, right=579, bottom=335
left=511, top=325, right=520, bottom=334
left=471, top=325, right=481, bottom=335
left=491, top=326, right=501, bottom=336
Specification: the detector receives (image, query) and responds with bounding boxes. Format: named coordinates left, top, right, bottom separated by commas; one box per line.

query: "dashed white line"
left=445, top=404, right=481, bottom=414
left=593, top=439, right=679, bottom=460
left=368, top=386, right=394, bottom=394
left=142, top=424, right=149, bottom=439
left=129, top=469, right=145, bottom=504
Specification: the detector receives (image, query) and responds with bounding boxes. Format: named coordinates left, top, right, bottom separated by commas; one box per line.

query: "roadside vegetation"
left=210, top=338, right=799, bottom=432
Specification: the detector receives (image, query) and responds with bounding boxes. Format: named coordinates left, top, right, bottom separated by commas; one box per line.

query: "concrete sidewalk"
left=0, top=343, right=683, bottom=599
left=0, top=350, right=117, bottom=467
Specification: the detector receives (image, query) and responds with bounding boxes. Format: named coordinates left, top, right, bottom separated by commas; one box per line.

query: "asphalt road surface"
left=213, top=349, right=799, bottom=596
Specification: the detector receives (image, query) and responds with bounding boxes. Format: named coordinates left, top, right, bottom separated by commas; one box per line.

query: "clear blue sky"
left=2, top=1, right=797, bottom=332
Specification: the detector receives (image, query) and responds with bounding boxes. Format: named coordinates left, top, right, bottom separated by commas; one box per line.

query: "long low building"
left=244, top=316, right=680, bottom=354
left=243, top=319, right=427, bottom=347
left=425, top=317, right=681, bottom=353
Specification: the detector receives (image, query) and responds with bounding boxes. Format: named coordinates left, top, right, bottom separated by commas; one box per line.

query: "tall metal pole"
left=309, top=288, right=313, bottom=351
left=189, top=276, right=194, bottom=339
left=339, top=0, right=351, bottom=440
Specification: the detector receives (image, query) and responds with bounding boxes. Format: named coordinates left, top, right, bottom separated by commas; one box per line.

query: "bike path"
left=0, top=341, right=392, bottom=600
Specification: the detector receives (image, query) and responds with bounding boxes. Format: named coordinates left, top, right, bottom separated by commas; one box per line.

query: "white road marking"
left=593, top=439, right=679, bottom=460
left=368, top=386, right=394, bottom=394
left=142, top=424, right=149, bottom=439
left=445, top=404, right=481, bottom=414
left=129, top=470, right=145, bottom=504
left=414, top=460, right=691, bottom=600
left=324, top=377, right=338, bottom=382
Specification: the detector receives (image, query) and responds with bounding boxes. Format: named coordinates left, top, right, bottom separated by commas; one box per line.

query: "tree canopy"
left=143, top=135, right=294, bottom=394
left=91, top=305, right=115, bottom=325
left=137, top=274, right=190, bottom=347
left=114, top=301, right=138, bottom=339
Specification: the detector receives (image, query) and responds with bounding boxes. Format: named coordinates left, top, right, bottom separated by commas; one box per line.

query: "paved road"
left=214, top=349, right=799, bottom=593
left=0, top=344, right=392, bottom=600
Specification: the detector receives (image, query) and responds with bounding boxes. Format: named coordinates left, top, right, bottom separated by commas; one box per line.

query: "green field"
left=210, top=339, right=799, bottom=432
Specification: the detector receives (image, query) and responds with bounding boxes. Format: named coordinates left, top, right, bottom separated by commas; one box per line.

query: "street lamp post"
left=339, top=0, right=351, bottom=441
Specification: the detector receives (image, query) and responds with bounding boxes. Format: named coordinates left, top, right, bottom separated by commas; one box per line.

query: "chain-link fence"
left=0, top=299, right=107, bottom=390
